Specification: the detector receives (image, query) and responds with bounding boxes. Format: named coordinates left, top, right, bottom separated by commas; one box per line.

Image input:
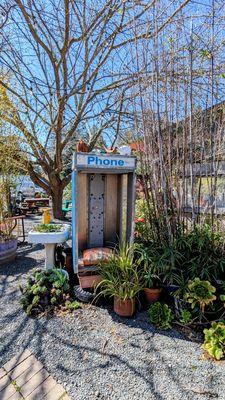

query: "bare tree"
left=0, top=0, right=191, bottom=218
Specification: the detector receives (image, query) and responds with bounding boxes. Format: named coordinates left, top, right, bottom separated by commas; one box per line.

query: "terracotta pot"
left=114, top=297, right=135, bottom=317
left=78, top=273, right=102, bottom=289
left=143, top=287, right=162, bottom=304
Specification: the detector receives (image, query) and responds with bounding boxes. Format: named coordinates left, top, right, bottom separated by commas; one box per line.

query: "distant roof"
left=129, top=141, right=144, bottom=151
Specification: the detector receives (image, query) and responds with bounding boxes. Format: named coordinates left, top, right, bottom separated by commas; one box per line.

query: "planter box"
left=0, top=238, right=17, bottom=265
left=78, top=273, right=102, bottom=289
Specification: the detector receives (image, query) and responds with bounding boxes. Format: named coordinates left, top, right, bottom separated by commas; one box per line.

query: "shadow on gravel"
left=93, top=295, right=187, bottom=343
left=106, top=305, right=185, bottom=341
left=0, top=244, right=44, bottom=277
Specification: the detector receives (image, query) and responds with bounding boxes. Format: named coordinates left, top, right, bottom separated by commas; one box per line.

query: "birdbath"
left=28, top=224, right=71, bottom=269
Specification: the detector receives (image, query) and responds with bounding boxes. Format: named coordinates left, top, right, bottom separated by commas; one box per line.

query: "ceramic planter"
left=143, top=287, right=162, bottom=304
left=114, top=297, right=135, bottom=317
left=78, top=273, right=102, bottom=289
left=28, top=224, right=71, bottom=269
left=0, top=238, right=17, bottom=265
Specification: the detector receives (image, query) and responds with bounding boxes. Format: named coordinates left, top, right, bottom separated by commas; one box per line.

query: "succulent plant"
left=65, top=300, right=80, bottom=311
left=179, top=309, right=192, bottom=325
left=20, top=268, right=73, bottom=316
left=185, top=278, right=216, bottom=313
left=148, top=302, right=173, bottom=330
left=203, top=321, right=225, bottom=360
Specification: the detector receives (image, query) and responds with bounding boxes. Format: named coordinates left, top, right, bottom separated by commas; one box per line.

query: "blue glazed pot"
left=0, top=238, right=17, bottom=265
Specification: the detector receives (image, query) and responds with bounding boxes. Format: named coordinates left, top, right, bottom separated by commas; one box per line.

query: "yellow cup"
left=43, top=209, right=51, bottom=224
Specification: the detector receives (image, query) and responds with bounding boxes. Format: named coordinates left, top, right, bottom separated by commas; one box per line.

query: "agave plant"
left=185, top=278, right=216, bottom=313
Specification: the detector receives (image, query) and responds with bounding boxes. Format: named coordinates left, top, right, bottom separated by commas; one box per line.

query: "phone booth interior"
left=72, top=153, right=136, bottom=273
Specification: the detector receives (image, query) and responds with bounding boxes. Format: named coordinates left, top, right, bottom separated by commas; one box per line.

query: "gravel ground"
left=0, top=217, right=225, bottom=400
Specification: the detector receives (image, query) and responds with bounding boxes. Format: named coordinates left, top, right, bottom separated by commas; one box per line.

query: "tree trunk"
left=51, top=184, right=64, bottom=220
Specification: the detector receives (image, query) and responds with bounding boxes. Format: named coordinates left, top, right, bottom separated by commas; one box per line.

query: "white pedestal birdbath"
left=28, top=224, right=71, bottom=269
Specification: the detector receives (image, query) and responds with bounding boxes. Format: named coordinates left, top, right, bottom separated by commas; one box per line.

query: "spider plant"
left=96, top=242, right=142, bottom=300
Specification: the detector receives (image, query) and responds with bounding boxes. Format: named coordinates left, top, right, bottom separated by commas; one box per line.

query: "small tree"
left=0, top=131, right=23, bottom=217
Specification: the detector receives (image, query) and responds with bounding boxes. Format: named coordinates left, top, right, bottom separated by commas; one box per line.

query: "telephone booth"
left=72, top=152, right=136, bottom=274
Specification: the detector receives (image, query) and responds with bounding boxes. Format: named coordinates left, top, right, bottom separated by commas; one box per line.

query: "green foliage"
left=203, top=322, right=225, bottom=360
left=136, top=244, right=162, bottom=288
left=148, top=302, right=173, bottom=330
left=135, top=199, right=152, bottom=241
left=220, top=294, right=225, bottom=304
left=176, top=225, right=225, bottom=283
left=136, top=224, right=225, bottom=287
left=65, top=300, right=80, bottom=311
left=33, top=224, right=62, bottom=233
left=185, top=278, right=216, bottom=312
left=143, top=269, right=161, bottom=288
left=20, top=268, right=73, bottom=316
left=179, top=309, right=192, bottom=325
left=97, top=242, right=142, bottom=300
left=135, top=199, right=148, bottom=220
left=136, top=241, right=182, bottom=286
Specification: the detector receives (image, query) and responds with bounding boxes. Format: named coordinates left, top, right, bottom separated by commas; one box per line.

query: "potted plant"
left=0, top=219, right=17, bottom=265
left=138, top=246, right=162, bottom=304
left=143, top=269, right=162, bottom=304
left=97, top=243, right=142, bottom=317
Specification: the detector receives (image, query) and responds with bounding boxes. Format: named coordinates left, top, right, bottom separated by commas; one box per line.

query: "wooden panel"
left=77, top=173, right=87, bottom=251
left=117, top=174, right=127, bottom=244
left=126, top=172, right=136, bottom=243
left=105, top=175, right=118, bottom=246
left=88, top=174, right=105, bottom=247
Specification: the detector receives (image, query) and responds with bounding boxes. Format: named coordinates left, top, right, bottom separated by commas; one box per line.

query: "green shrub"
left=148, top=302, right=173, bottom=330
left=20, top=268, right=78, bottom=316
left=136, top=224, right=225, bottom=286
left=175, top=224, right=225, bottom=283
left=203, top=321, right=225, bottom=360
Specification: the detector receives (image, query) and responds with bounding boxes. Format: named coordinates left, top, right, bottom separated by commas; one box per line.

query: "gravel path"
left=0, top=233, right=225, bottom=400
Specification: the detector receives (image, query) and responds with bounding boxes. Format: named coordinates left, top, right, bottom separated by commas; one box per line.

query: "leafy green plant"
left=176, top=225, right=225, bottom=283
left=136, top=245, right=162, bottom=288
left=143, top=269, right=161, bottom=288
left=203, top=321, right=225, bottom=360
left=185, top=278, right=216, bottom=313
left=65, top=300, right=80, bottom=311
left=20, top=268, right=76, bottom=316
left=135, top=224, right=225, bottom=288
left=179, top=309, right=192, bottom=325
left=220, top=294, right=225, bottom=304
left=148, top=302, right=173, bottom=330
left=33, top=224, right=62, bottom=233
left=97, top=242, right=142, bottom=300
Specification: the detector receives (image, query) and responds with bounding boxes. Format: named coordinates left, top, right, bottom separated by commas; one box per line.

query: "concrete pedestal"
left=44, top=243, right=56, bottom=269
